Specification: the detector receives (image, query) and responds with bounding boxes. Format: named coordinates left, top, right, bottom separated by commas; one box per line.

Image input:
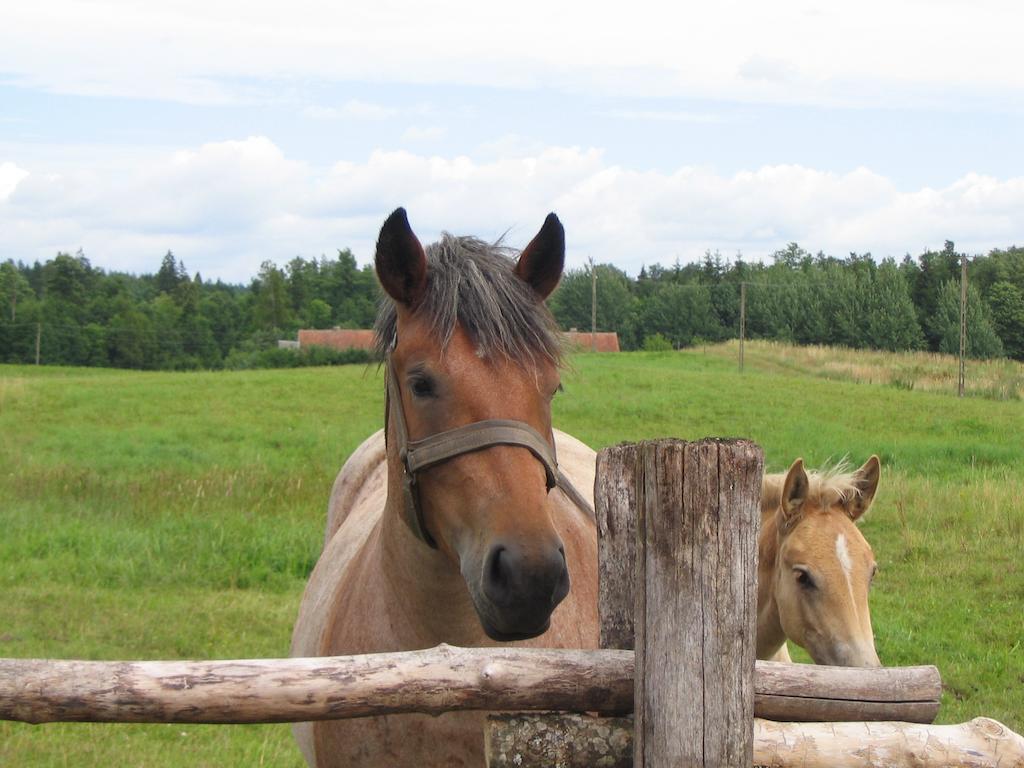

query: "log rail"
left=0, top=646, right=940, bottom=725
left=485, top=714, right=1024, bottom=768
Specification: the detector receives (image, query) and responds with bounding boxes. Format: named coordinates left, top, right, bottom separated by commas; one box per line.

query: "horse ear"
left=515, top=213, right=565, bottom=300
left=780, top=458, right=809, bottom=527
left=847, top=455, right=880, bottom=522
left=375, top=207, right=427, bottom=307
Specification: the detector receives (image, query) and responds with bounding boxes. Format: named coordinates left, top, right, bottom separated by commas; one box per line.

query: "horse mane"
left=374, top=234, right=564, bottom=366
left=761, top=459, right=866, bottom=515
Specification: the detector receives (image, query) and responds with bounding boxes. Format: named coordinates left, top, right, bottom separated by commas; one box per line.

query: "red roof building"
left=297, top=329, right=376, bottom=351
left=563, top=331, right=620, bottom=352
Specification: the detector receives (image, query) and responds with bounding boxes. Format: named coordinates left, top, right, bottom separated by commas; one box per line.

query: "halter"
left=384, top=339, right=567, bottom=549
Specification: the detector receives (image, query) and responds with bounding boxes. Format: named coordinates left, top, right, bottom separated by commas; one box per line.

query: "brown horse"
left=757, top=456, right=882, bottom=667
left=290, top=209, right=599, bottom=767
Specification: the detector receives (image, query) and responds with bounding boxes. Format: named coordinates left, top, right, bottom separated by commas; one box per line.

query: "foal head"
left=374, top=208, right=569, bottom=641
left=763, top=456, right=882, bottom=667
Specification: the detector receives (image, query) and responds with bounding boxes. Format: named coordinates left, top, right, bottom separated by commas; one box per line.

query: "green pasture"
left=1, top=347, right=1022, bottom=766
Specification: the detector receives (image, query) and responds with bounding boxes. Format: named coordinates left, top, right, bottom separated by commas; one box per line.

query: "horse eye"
left=410, top=375, right=435, bottom=398
left=870, top=564, right=879, bottom=583
left=794, top=568, right=815, bottom=589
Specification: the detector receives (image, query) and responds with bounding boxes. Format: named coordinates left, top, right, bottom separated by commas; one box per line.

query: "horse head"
left=374, top=208, right=569, bottom=641
left=763, top=455, right=882, bottom=667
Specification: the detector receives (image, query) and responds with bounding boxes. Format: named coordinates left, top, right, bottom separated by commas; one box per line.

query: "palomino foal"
left=757, top=456, right=882, bottom=667
left=291, top=209, right=599, bottom=767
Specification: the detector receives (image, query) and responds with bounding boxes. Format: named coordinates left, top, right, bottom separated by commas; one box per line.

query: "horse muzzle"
left=812, top=640, right=882, bottom=668
left=467, top=539, right=570, bottom=641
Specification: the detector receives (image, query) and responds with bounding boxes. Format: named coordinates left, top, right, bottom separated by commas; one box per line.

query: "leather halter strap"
left=405, top=420, right=558, bottom=486
left=384, top=347, right=562, bottom=548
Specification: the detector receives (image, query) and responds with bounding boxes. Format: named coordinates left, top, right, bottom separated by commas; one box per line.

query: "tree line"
left=0, top=250, right=377, bottom=369
left=1, top=240, right=1022, bottom=370
left=551, top=241, right=1024, bottom=360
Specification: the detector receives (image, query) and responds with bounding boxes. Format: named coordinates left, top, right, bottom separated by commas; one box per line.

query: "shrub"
left=223, top=345, right=372, bottom=370
left=642, top=333, right=673, bottom=352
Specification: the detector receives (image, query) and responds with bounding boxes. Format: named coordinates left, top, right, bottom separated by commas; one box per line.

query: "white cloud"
left=2, top=137, right=1022, bottom=281
left=7, top=137, right=305, bottom=235
left=0, top=162, right=29, bottom=200
left=1, top=0, right=1021, bottom=109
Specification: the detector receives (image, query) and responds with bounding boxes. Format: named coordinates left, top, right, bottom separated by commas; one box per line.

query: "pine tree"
left=252, top=261, right=294, bottom=332
left=155, top=251, right=183, bottom=296
left=928, top=280, right=1004, bottom=359
left=864, top=260, right=924, bottom=351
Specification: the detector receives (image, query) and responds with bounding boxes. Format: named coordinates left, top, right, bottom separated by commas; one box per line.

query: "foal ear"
left=515, top=213, right=565, bottom=300
left=846, top=455, right=881, bottom=522
left=375, top=207, right=428, bottom=307
left=780, top=458, right=809, bottom=527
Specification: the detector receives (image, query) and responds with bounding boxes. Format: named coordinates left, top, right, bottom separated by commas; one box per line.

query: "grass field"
left=707, top=339, right=1024, bottom=401
left=1, top=345, right=1022, bottom=766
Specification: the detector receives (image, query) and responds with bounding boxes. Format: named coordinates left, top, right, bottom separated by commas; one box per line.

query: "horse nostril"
left=484, top=546, right=511, bottom=604
left=482, top=541, right=570, bottom=612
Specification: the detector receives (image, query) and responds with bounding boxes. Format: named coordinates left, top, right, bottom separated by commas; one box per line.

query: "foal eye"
left=870, top=564, right=879, bottom=583
left=793, top=567, right=815, bottom=590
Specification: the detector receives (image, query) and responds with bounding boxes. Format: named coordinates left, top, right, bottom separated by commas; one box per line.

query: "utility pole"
left=958, top=254, right=967, bottom=397
left=589, top=256, right=597, bottom=352
left=739, top=282, right=746, bottom=373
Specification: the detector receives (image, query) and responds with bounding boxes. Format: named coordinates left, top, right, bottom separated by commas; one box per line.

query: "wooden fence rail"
left=0, top=646, right=939, bottom=725
left=486, top=714, right=1024, bottom=768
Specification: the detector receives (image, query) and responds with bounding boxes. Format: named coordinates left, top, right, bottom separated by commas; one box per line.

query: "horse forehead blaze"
left=835, top=532, right=853, bottom=577
left=784, top=508, right=873, bottom=573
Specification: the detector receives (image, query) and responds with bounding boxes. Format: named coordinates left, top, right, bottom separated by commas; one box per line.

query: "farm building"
left=297, top=329, right=376, bottom=351
left=562, top=331, right=620, bottom=352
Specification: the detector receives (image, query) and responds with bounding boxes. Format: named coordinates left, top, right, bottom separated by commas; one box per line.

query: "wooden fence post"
left=596, top=442, right=640, bottom=652
left=598, top=438, right=763, bottom=768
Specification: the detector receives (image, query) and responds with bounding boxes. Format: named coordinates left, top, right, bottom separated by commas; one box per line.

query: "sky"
left=1, top=0, right=1022, bottom=282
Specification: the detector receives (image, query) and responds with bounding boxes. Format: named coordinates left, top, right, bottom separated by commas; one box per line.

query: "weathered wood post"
left=596, top=441, right=640, bottom=652
left=631, top=438, right=762, bottom=767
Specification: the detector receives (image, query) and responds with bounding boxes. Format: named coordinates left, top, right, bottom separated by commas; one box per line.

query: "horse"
left=756, top=455, right=882, bottom=667
left=290, top=209, right=599, bottom=767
